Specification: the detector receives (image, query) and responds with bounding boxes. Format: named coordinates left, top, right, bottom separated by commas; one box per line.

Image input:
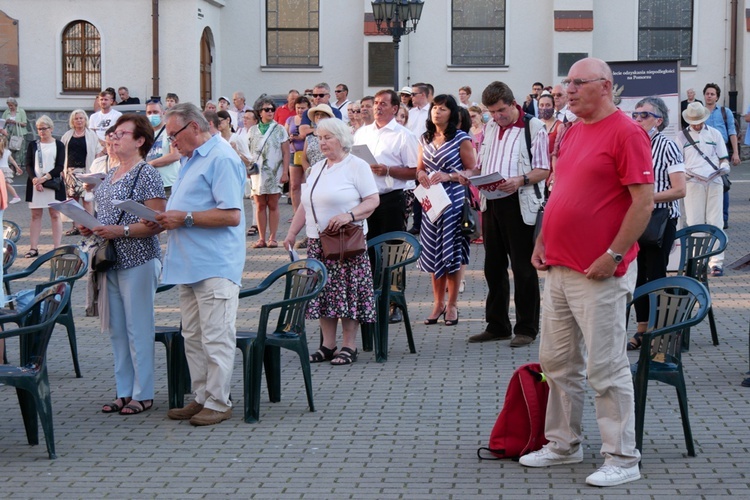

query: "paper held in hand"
left=688, top=164, right=730, bottom=183
left=413, top=182, right=452, bottom=223
left=112, top=200, right=160, bottom=222
left=75, top=172, right=107, bottom=186
left=470, top=172, right=511, bottom=200
left=350, top=145, right=378, bottom=166
left=48, top=199, right=101, bottom=230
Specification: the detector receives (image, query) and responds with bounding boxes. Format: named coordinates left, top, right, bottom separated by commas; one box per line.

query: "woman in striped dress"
left=415, top=95, right=478, bottom=326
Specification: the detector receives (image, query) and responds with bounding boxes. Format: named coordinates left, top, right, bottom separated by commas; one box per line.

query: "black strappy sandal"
left=310, top=345, right=337, bottom=363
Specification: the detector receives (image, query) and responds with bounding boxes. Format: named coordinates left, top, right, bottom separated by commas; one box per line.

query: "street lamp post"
left=371, top=0, right=425, bottom=91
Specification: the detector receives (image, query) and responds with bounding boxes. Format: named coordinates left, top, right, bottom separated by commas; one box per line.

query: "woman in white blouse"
left=283, top=118, right=380, bottom=366
left=24, top=115, right=66, bottom=258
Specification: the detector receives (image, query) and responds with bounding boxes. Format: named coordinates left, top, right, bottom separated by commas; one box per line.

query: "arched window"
left=62, top=20, right=101, bottom=92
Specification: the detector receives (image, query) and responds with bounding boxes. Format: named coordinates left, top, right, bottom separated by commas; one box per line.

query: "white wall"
left=3, top=0, right=749, bottom=114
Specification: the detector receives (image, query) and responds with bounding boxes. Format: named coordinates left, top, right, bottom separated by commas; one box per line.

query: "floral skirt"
left=305, top=238, right=376, bottom=324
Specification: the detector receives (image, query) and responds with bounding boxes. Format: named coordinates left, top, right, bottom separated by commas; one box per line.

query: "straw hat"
left=682, top=101, right=710, bottom=125
left=398, top=86, right=413, bottom=96
left=307, top=103, right=335, bottom=121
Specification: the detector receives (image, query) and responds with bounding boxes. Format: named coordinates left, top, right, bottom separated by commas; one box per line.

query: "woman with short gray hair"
left=628, top=96, right=686, bottom=350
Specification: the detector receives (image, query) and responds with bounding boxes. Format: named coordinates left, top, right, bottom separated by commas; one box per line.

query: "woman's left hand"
left=325, top=213, right=353, bottom=232
left=92, top=225, right=122, bottom=240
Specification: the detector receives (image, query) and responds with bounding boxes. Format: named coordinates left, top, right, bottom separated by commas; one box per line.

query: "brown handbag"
left=309, top=161, right=366, bottom=261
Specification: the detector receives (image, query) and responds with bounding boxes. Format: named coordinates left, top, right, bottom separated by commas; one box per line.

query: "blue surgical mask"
left=482, top=112, right=491, bottom=123
left=148, top=114, right=162, bottom=127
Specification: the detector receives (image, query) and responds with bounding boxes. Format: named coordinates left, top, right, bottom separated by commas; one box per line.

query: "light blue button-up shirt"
left=705, top=106, right=736, bottom=143
left=162, top=134, right=246, bottom=286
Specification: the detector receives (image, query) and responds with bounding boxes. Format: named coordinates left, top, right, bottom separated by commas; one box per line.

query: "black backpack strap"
left=523, top=113, right=543, bottom=201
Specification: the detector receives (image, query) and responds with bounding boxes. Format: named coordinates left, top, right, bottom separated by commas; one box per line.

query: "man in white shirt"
left=468, top=81, right=549, bottom=348
left=332, top=83, right=352, bottom=124
left=354, top=89, right=418, bottom=239
left=675, top=101, right=730, bottom=275
left=89, top=90, right=122, bottom=145
left=407, top=83, right=430, bottom=136
left=230, top=92, right=251, bottom=131
left=552, top=84, right=576, bottom=122
left=145, top=99, right=181, bottom=197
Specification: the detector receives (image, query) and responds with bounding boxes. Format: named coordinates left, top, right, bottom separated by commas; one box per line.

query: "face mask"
left=482, top=113, right=491, bottom=123
left=148, top=114, right=162, bottom=127
left=538, top=108, right=554, bottom=120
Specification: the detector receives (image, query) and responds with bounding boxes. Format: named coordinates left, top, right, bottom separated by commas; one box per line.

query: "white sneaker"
left=519, top=446, right=583, bottom=467
left=9, top=196, right=21, bottom=204
left=585, top=464, right=640, bottom=487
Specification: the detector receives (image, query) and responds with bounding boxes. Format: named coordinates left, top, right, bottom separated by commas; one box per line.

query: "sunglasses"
left=351, top=110, right=361, bottom=114
left=311, top=93, right=328, bottom=98
left=631, top=111, right=661, bottom=120
left=261, top=107, right=275, bottom=112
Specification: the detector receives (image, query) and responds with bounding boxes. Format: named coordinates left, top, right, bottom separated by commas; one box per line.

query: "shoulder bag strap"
left=682, top=128, right=720, bottom=171
left=114, top=163, right=145, bottom=225
left=308, top=161, right=327, bottom=231
left=253, top=123, right=276, bottom=163
left=523, top=114, right=544, bottom=201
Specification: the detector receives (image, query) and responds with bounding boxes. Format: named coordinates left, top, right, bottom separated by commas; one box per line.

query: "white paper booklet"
left=112, top=200, right=160, bottom=222
left=350, top=144, right=379, bottom=166
left=470, top=172, right=512, bottom=200
left=413, top=182, right=452, bottom=223
left=76, top=172, right=107, bottom=186
left=48, top=199, right=101, bottom=230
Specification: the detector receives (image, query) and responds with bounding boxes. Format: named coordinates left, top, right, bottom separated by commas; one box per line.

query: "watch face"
left=184, top=214, right=194, bottom=227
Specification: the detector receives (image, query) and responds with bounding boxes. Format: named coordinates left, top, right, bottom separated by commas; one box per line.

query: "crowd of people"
left=1, top=58, right=746, bottom=486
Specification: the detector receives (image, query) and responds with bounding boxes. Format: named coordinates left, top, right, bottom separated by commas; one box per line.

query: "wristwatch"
left=523, top=174, right=530, bottom=186
left=606, top=248, right=623, bottom=264
left=123, top=225, right=130, bottom=237
left=184, top=212, right=194, bottom=228
left=347, top=211, right=356, bottom=222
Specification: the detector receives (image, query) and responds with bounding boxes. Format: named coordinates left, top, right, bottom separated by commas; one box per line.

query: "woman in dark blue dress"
left=415, top=95, right=478, bottom=326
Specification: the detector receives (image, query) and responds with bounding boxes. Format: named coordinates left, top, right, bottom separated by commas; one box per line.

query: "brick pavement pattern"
left=2, top=166, right=750, bottom=498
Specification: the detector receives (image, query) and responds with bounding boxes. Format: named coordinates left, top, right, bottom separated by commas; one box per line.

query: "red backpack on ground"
left=477, top=363, right=549, bottom=460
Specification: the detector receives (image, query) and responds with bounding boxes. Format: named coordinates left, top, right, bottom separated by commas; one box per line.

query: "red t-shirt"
left=273, top=105, right=295, bottom=127
left=542, top=110, right=654, bottom=277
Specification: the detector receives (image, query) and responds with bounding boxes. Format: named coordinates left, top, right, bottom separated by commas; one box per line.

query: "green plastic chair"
left=235, top=259, right=327, bottom=423
left=362, top=231, right=421, bottom=362
left=673, top=224, right=727, bottom=348
left=0, top=282, right=71, bottom=459
left=628, top=276, right=711, bottom=458
left=154, top=284, right=190, bottom=409
left=4, top=245, right=88, bottom=378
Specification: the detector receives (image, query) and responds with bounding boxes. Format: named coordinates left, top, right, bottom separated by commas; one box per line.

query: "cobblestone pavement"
left=1, top=165, right=750, bottom=499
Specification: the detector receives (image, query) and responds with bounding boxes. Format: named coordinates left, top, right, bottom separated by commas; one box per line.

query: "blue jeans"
left=107, top=259, right=161, bottom=401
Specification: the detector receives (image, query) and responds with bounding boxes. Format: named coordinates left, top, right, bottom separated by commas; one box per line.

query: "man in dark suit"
left=522, top=82, right=544, bottom=117
left=680, top=88, right=701, bottom=128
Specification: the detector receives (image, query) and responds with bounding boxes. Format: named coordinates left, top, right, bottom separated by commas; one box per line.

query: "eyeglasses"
left=631, top=111, right=661, bottom=120
left=561, top=77, right=607, bottom=90
left=36, top=127, right=51, bottom=132
left=334, top=90, right=345, bottom=93
left=552, top=93, right=564, bottom=97
left=167, top=121, right=192, bottom=142
left=260, top=107, right=275, bottom=113
left=311, top=93, right=329, bottom=98
left=411, top=92, right=423, bottom=96
left=109, top=130, right=134, bottom=140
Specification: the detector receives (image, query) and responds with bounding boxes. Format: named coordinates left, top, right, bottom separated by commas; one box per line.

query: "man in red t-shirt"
left=520, top=58, right=654, bottom=488
left=273, top=89, right=299, bottom=127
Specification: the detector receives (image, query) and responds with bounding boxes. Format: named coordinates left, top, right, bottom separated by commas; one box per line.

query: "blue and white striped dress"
left=418, top=130, right=471, bottom=278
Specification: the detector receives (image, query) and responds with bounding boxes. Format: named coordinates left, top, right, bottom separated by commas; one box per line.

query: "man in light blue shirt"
left=702, top=83, right=739, bottom=228
left=153, top=103, right=246, bottom=426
